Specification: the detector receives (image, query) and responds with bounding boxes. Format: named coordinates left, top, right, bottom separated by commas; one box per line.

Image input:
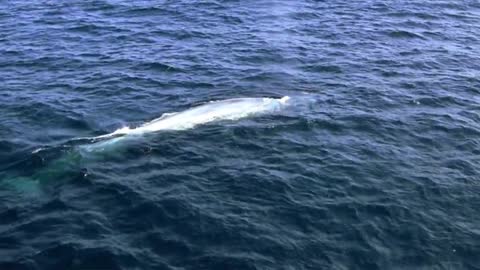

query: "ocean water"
left=1, top=0, right=480, bottom=269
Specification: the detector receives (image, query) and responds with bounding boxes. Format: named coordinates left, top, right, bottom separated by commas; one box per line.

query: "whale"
left=1, top=96, right=291, bottom=195
left=81, top=96, right=290, bottom=152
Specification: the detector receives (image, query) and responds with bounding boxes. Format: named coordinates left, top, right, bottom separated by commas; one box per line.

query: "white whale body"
left=82, top=96, right=290, bottom=151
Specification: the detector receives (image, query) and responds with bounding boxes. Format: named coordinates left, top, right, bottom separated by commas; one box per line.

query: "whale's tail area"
left=0, top=149, right=85, bottom=197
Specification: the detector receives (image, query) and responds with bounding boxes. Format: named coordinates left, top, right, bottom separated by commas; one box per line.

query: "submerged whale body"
left=82, top=96, right=290, bottom=151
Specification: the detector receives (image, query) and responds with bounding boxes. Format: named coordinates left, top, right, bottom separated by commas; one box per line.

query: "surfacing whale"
left=1, top=96, right=291, bottom=194
left=82, top=96, right=290, bottom=151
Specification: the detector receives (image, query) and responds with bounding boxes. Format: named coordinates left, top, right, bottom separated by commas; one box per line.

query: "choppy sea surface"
left=1, top=1, right=480, bottom=269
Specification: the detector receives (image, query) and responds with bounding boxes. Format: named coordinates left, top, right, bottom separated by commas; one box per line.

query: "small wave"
left=387, top=11, right=440, bottom=20
left=32, top=147, right=45, bottom=154
left=302, top=65, right=342, bottom=73
left=67, top=24, right=101, bottom=33
left=387, top=30, right=426, bottom=39
left=135, top=62, right=182, bottom=72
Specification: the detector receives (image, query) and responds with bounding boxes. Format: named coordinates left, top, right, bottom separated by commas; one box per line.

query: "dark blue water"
left=1, top=1, right=480, bottom=269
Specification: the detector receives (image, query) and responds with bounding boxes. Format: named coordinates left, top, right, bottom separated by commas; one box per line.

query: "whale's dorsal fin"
left=142, top=112, right=178, bottom=127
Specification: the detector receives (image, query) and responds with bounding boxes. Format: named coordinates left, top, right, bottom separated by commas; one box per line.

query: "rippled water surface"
left=1, top=1, right=480, bottom=269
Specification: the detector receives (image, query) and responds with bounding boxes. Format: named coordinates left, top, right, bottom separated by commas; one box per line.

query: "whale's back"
left=135, top=97, right=285, bottom=133
left=82, top=96, right=290, bottom=152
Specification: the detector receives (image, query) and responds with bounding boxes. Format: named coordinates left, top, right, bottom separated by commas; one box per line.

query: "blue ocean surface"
left=1, top=0, right=480, bottom=269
